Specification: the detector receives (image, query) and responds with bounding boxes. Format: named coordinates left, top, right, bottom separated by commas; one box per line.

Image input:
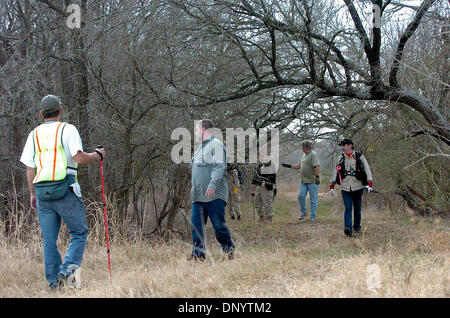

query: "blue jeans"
left=298, top=183, right=319, bottom=220
left=190, top=199, right=235, bottom=257
left=341, top=189, right=363, bottom=233
left=36, top=189, right=88, bottom=286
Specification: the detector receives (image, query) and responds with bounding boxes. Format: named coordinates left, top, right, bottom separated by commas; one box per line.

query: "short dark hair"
left=42, top=109, right=60, bottom=119
left=200, top=119, right=214, bottom=130
left=301, top=140, right=312, bottom=150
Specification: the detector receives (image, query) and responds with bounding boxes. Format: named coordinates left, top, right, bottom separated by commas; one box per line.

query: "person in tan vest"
left=227, top=164, right=243, bottom=220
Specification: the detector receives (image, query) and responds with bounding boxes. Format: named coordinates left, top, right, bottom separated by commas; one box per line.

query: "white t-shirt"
left=20, top=121, right=83, bottom=176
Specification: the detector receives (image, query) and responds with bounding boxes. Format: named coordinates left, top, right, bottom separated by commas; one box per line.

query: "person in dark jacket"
left=250, top=151, right=277, bottom=224
left=330, top=139, right=373, bottom=237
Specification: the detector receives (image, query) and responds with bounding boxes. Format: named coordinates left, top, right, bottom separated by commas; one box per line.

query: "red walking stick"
left=96, top=145, right=111, bottom=278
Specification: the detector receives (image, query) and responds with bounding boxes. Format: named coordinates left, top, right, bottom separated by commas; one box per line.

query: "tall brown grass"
left=0, top=185, right=448, bottom=297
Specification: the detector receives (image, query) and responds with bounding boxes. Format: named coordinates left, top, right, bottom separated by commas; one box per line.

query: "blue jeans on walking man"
left=341, top=189, right=363, bottom=234
left=298, top=183, right=319, bottom=220
left=190, top=199, right=235, bottom=258
left=36, top=189, right=88, bottom=286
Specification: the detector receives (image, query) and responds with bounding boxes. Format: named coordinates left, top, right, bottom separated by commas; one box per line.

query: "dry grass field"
left=0, top=186, right=448, bottom=298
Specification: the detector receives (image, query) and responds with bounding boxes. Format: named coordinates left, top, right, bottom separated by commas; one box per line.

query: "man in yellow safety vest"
left=20, top=95, right=105, bottom=291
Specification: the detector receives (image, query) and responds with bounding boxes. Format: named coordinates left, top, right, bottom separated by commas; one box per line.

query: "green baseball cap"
left=40, top=95, right=61, bottom=112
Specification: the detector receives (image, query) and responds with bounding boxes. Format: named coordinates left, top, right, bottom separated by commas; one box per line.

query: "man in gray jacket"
left=189, top=119, right=235, bottom=261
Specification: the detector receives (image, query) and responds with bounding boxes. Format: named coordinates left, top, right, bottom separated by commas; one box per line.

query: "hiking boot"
left=344, top=228, right=352, bottom=237
left=265, top=216, right=273, bottom=224
left=231, top=215, right=235, bottom=220
left=187, top=254, right=205, bottom=262
left=66, top=265, right=81, bottom=289
left=258, top=216, right=265, bottom=223
left=55, top=272, right=69, bottom=289
left=52, top=266, right=81, bottom=290
left=224, top=248, right=235, bottom=260
left=237, top=215, right=241, bottom=221
left=49, top=281, right=63, bottom=292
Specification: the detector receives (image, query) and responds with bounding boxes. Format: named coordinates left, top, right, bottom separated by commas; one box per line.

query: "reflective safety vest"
left=32, top=121, right=68, bottom=184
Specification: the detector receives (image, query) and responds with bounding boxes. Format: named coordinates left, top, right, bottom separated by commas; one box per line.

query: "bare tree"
left=169, top=0, right=448, bottom=142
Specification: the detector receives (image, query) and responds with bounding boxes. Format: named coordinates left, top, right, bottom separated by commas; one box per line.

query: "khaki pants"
left=228, top=184, right=241, bottom=218
left=254, top=185, right=273, bottom=218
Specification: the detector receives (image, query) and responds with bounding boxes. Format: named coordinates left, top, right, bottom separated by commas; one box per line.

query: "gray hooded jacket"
left=190, top=136, right=228, bottom=203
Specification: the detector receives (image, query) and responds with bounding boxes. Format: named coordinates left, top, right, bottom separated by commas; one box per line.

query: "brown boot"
left=258, top=216, right=265, bottom=223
